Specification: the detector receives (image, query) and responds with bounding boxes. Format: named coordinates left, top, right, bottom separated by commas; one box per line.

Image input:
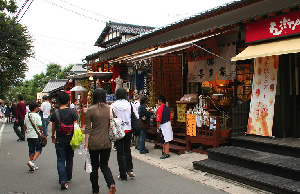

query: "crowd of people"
left=5, top=88, right=173, bottom=194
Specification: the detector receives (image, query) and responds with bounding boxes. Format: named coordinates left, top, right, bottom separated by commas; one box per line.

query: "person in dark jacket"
left=138, top=97, right=151, bottom=154
left=11, top=103, right=17, bottom=122
left=14, top=95, right=27, bottom=141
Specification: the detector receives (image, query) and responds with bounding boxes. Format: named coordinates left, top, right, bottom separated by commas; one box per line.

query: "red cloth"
left=156, top=104, right=171, bottom=122
left=111, top=65, right=121, bottom=93
left=16, top=102, right=26, bottom=120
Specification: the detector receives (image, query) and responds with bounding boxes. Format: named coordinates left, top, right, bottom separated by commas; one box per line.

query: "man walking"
left=40, top=96, right=51, bottom=137
left=14, top=95, right=27, bottom=141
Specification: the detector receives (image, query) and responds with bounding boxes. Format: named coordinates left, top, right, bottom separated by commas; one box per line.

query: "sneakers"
left=61, top=183, right=68, bottom=190
left=27, top=161, right=35, bottom=171
left=160, top=153, right=170, bottom=159
left=66, top=179, right=72, bottom=183
left=117, top=175, right=127, bottom=181
left=127, top=171, right=136, bottom=178
left=109, top=185, right=116, bottom=194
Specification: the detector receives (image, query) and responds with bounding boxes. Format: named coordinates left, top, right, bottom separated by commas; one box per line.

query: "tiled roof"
left=70, top=64, right=87, bottom=74
left=42, top=79, right=68, bottom=93
left=95, top=22, right=155, bottom=47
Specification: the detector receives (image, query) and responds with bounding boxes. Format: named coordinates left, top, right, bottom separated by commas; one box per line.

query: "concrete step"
left=232, top=136, right=300, bottom=158
left=172, top=138, right=186, bottom=145
left=193, top=159, right=300, bottom=194
left=208, top=146, right=300, bottom=181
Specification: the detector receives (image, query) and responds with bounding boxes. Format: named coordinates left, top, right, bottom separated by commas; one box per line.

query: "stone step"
left=174, top=133, right=186, bottom=138
left=232, top=136, right=300, bottom=158
left=207, top=146, right=300, bottom=181
left=193, top=159, right=300, bottom=194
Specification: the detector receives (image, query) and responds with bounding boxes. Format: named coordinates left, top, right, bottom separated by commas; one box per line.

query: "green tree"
left=0, top=0, right=34, bottom=99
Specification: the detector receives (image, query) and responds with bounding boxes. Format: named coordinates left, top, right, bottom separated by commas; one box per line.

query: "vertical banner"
left=177, top=104, right=187, bottom=122
left=247, top=56, right=279, bottom=137
left=187, top=60, right=206, bottom=82
left=186, top=114, right=197, bottom=136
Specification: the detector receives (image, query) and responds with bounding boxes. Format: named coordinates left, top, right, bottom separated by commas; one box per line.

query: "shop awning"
left=67, top=72, right=112, bottom=80
left=128, top=35, right=214, bottom=62
left=231, top=37, right=300, bottom=61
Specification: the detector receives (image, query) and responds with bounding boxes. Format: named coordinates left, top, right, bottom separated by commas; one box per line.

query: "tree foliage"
left=0, top=0, right=34, bottom=99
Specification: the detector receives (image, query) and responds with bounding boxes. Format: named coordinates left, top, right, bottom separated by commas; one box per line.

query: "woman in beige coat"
left=85, top=88, right=116, bottom=194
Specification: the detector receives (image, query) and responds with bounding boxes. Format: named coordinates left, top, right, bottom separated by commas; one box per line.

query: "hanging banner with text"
left=185, top=37, right=219, bottom=62
left=186, top=114, right=196, bottom=136
left=247, top=56, right=279, bottom=137
left=177, top=104, right=187, bottom=122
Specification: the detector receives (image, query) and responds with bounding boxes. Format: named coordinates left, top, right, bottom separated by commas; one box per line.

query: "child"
left=24, top=102, right=43, bottom=171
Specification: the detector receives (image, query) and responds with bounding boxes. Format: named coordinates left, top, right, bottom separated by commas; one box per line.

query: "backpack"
left=55, top=109, right=74, bottom=135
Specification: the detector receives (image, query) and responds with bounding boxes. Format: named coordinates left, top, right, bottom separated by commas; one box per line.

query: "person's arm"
left=84, top=109, right=92, bottom=150
left=51, top=122, right=56, bottom=143
left=16, top=104, right=19, bottom=122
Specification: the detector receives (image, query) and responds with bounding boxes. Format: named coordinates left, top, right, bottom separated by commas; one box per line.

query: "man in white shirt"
left=40, top=96, right=51, bottom=136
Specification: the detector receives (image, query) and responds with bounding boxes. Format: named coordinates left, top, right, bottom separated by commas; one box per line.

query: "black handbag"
left=28, top=114, right=47, bottom=147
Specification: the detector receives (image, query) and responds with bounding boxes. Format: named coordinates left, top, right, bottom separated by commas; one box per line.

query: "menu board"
left=186, top=114, right=196, bottom=136
left=247, top=56, right=279, bottom=137
left=177, top=104, right=187, bottom=122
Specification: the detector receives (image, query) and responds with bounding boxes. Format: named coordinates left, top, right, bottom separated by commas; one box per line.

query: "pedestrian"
left=50, top=92, right=78, bottom=190
left=156, top=95, right=173, bottom=159
left=24, top=102, right=43, bottom=171
left=13, top=95, right=27, bottom=141
left=111, top=88, right=135, bottom=181
left=131, top=95, right=141, bottom=150
left=0, top=102, right=4, bottom=119
left=138, top=96, right=151, bottom=154
left=5, top=103, right=11, bottom=123
left=85, top=88, right=116, bottom=194
left=11, top=103, right=17, bottom=123
left=40, top=96, right=51, bottom=137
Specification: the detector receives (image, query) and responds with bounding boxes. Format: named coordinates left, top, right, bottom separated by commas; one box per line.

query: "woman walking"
left=85, top=88, right=116, bottom=194
left=111, top=88, right=135, bottom=181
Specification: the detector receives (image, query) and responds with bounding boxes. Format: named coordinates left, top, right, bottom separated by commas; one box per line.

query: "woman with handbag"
left=85, top=88, right=116, bottom=194
left=24, top=102, right=43, bottom=171
left=111, top=88, right=135, bottom=181
left=138, top=97, right=151, bottom=154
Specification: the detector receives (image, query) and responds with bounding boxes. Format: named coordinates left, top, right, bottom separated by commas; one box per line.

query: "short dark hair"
left=29, top=102, right=38, bottom=111
left=140, top=97, right=147, bottom=105
left=115, top=88, right=127, bottom=100
left=93, top=88, right=106, bottom=104
left=42, top=95, right=48, bottom=100
left=58, top=92, right=70, bottom=105
left=158, top=95, right=166, bottom=104
left=18, top=94, right=23, bottom=101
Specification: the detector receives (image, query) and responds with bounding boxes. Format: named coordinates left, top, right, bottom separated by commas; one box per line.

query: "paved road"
left=0, top=123, right=225, bottom=194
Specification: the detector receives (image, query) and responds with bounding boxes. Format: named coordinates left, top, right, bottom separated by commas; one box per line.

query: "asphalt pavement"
left=0, top=122, right=268, bottom=194
left=0, top=122, right=227, bottom=194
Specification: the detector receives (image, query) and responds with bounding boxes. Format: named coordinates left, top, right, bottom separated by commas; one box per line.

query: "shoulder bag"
left=109, top=107, right=125, bottom=141
left=28, top=114, right=47, bottom=147
left=55, top=109, right=74, bottom=135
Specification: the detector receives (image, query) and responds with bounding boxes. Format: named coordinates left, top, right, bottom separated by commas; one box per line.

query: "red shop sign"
left=185, top=37, right=219, bottom=62
left=246, top=10, right=300, bottom=43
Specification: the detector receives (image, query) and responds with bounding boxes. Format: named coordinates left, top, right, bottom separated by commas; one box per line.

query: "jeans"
left=89, top=148, right=115, bottom=193
left=55, top=140, right=74, bottom=184
left=27, top=138, right=42, bottom=155
left=139, top=129, right=147, bottom=152
left=13, top=119, right=25, bottom=140
left=115, top=132, right=133, bottom=179
left=42, top=117, right=49, bottom=136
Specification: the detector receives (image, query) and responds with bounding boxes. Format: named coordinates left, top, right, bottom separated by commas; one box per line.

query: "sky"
left=16, top=0, right=236, bottom=79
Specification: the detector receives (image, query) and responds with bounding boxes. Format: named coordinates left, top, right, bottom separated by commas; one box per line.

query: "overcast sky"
left=16, top=0, right=236, bottom=79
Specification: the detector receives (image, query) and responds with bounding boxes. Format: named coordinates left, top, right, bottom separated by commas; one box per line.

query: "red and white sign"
left=246, top=11, right=300, bottom=42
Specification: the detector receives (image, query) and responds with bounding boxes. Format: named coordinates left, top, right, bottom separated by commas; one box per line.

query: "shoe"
left=160, top=153, right=170, bottom=159
left=117, top=175, right=127, bottom=181
left=145, top=149, right=149, bottom=153
left=109, top=185, right=116, bottom=194
left=61, top=183, right=68, bottom=190
left=27, top=161, right=35, bottom=171
left=127, top=171, right=135, bottom=178
left=66, top=179, right=72, bottom=183
left=140, top=151, right=147, bottom=154
left=112, top=147, right=117, bottom=151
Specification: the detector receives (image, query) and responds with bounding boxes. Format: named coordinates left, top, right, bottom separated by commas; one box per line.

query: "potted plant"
left=219, top=111, right=232, bottom=138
